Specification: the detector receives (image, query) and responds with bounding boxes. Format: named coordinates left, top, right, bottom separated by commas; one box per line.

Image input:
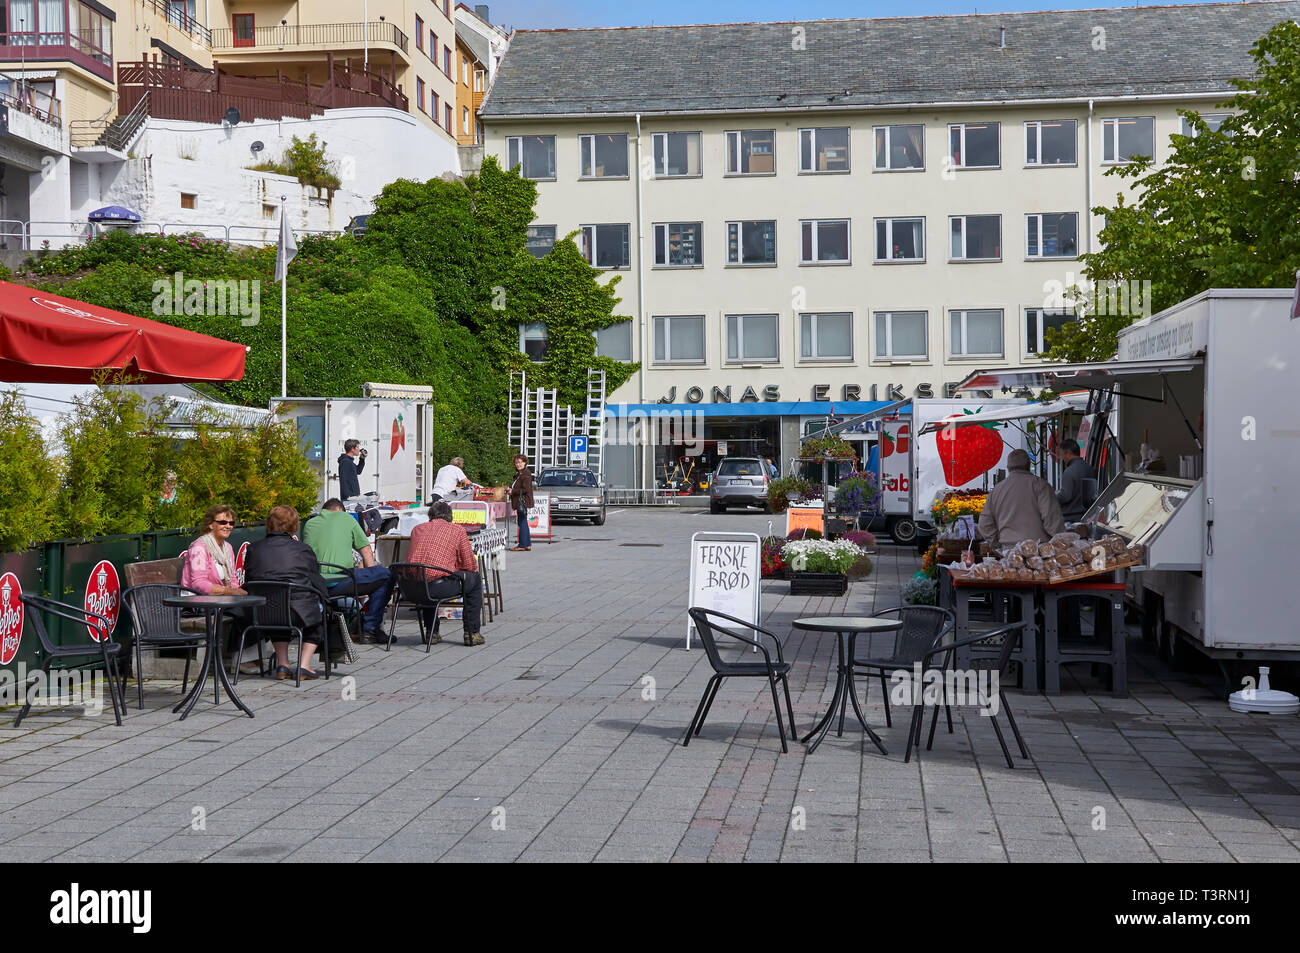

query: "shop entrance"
left=654, top=417, right=780, bottom=494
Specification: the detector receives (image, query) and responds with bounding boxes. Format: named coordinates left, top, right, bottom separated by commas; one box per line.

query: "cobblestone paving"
left=1, top=507, right=1298, bottom=862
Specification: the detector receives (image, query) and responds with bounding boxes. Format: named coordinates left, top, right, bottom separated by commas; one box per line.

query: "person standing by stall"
left=977, top=449, right=1066, bottom=550
left=430, top=456, right=473, bottom=502
left=509, top=453, right=534, bottom=552
left=1056, top=439, right=1097, bottom=522
left=338, top=439, right=367, bottom=499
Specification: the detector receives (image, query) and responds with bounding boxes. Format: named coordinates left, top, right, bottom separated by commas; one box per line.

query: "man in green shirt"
left=303, top=499, right=393, bottom=642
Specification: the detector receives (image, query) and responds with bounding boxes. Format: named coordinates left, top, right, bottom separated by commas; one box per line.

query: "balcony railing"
left=145, top=0, right=212, bottom=45
left=210, top=21, right=408, bottom=56
left=0, top=76, right=62, bottom=127
left=0, top=30, right=112, bottom=81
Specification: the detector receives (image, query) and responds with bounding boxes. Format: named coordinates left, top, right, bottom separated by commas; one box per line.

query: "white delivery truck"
left=954, top=289, right=1300, bottom=687
left=271, top=383, right=434, bottom=508
left=808, top=398, right=1029, bottom=545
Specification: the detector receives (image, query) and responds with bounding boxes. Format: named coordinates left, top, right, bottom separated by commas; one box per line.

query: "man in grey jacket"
left=977, top=449, right=1066, bottom=551
left=1055, top=439, right=1097, bottom=522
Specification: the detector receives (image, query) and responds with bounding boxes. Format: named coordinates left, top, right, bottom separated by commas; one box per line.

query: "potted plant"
left=781, top=538, right=866, bottom=595
left=760, top=535, right=788, bottom=579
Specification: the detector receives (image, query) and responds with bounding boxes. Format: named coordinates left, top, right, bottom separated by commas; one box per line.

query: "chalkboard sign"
left=686, top=531, right=761, bottom=650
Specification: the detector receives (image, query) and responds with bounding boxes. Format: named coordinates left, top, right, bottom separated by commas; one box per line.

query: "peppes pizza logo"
left=0, top=573, right=23, bottom=665
left=234, top=542, right=249, bottom=586
left=30, top=296, right=125, bottom=325
left=84, top=560, right=120, bottom=642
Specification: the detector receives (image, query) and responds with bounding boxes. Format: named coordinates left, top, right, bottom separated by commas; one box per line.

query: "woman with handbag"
left=509, top=453, right=534, bottom=552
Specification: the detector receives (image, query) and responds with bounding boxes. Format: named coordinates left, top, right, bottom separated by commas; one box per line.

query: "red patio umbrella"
left=0, top=281, right=247, bottom=383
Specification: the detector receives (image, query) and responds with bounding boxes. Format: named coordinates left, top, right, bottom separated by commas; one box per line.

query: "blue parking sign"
left=570, top=435, right=587, bottom=455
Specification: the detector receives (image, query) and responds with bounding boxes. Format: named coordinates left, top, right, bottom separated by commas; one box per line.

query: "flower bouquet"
left=930, top=489, right=988, bottom=527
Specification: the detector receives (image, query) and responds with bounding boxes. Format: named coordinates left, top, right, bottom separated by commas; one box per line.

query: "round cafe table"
left=162, top=593, right=265, bottom=720
left=792, top=616, right=902, bottom=755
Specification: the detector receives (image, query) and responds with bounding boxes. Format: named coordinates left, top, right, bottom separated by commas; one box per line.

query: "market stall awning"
left=917, top=399, right=1075, bottom=435
left=0, top=282, right=247, bottom=383
left=957, top=358, right=1203, bottom=394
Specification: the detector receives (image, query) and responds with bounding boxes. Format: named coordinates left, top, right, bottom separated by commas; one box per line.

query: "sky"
left=480, top=0, right=1230, bottom=31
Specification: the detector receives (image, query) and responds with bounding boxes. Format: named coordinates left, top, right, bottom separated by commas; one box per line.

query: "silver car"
left=710, top=457, right=772, bottom=513
left=538, top=468, right=606, bottom=525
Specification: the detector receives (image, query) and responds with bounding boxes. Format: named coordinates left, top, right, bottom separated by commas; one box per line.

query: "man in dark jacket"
left=338, top=439, right=367, bottom=499
left=1056, top=439, right=1098, bottom=522
left=243, top=505, right=332, bottom=679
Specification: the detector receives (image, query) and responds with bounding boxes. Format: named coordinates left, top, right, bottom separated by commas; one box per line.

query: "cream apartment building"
left=478, top=2, right=1294, bottom=488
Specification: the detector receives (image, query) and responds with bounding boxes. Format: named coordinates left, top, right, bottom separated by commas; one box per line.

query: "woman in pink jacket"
left=182, top=504, right=262, bottom=673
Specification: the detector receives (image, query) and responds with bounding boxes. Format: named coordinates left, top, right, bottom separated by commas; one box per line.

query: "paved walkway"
left=1, top=507, right=1298, bottom=862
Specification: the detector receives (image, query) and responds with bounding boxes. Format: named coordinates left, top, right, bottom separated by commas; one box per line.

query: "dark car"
left=709, top=457, right=771, bottom=513
left=345, top=214, right=371, bottom=238
left=537, top=467, right=606, bottom=525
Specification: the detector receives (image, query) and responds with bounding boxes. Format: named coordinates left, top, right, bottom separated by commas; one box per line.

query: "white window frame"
left=1101, top=117, right=1155, bottom=164
left=653, top=314, right=706, bottom=365
left=798, top=126, right=851, bottom=174
left=873, top=124, right=925, bottom=171
left=949, top=214, right=1001, bottom=262
left=725, top=220, right=777, bottom=266
left=724, top=313, right=780, bottom=364
left=1180, top=113, right=1230, bottom=138
left=1024, top=119, right=1077, bottom=166
left=724, top=129, right=777, bottom=176
left=505, top=135, right=556, bottom=181
left=653, top=221, right=703, bottom=267
left=1025, top=212, right=1079, bottom=260
left=651, top=131, right=702, bottom=178
left=579, top=133, right=630, bottom=179
left=799, top=312, right=854, bottom=362
left=519, top=322, right=548, bottom=362
left=873, top=311, right=929, bottom=361
left=874, top=217, right=925, bottom=263
left=1024, top=308, right=1076, bottom=358
left=949, top=308, right=1005, bottom=359
left=462, top=107, right=470, bottom=135
left=799, top=219, right=851, bottom=265
left=948, top=121, right=1000, bottom=169
left=579, top=224, right=631, bottom=270
left=473, top=68, right=485, bottom=92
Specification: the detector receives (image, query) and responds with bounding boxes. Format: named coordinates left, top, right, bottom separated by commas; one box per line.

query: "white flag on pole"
left=274, top=209, right=298, bottom=281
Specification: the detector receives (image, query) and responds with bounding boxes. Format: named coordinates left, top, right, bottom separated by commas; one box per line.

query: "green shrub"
left=0, top=391, right=58, bottom=552
left=902, top=575, right=938, bottom=606
left=433, top=413, right=514, bottom=487
left=249, top=133, right=342, bottom=190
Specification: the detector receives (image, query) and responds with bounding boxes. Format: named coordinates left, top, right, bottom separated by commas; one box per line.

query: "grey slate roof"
left=456, top=22, right=492, bottom=68
left=479, top=1, right=1300, bottom=119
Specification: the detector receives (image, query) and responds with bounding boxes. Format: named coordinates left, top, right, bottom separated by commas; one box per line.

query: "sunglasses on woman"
left=213, top=519, right=234, bottom=526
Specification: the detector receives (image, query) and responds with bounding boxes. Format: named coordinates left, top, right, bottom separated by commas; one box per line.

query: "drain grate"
left=619, top=543, right=664, bottom=547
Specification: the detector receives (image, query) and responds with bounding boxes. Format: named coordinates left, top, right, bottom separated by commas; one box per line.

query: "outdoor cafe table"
left=792, top=616, right=900, bottom=755
left=161, top=593, right=264, bottom=720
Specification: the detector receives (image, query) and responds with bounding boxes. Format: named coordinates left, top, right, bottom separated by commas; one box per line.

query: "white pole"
left=280, top=195, right=287, bottom=399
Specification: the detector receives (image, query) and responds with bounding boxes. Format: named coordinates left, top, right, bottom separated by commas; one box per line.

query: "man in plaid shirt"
left=406, top=501, right=485, bottom=646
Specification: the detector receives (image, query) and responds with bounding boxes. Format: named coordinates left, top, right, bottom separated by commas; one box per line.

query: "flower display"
left=930, top=489, right=988, bottom=526
left=761, top=536, right=787, bottom=577
left=781, top=538, right=867, bottom=575
left=833, top=471, right=880, bottom=516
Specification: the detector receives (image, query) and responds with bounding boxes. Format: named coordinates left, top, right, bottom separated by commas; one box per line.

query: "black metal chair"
left=683, top=607, right=797, bottom=753
left=905, top=620, right=1032, bottom=769
left=16, top=594, right=125, bottom=727
left=121, top=583, right=207, bottom=710
left=238, top=581, right=331, bottom=686
left=319, top=561, right=365, bottom=638
left=385, top=562, right=465, bottom=653
left=850, top=605, right=956, bottom=733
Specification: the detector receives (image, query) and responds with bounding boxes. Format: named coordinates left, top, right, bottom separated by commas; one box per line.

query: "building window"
left=444, top=103, right=452, bottom=131
left=653, top=315, right=705, bottom=364
left=724, top=130, right=776, bottom=175
left=180, top=192, right=196, bottom=209
left=525, top=225, right=556, bottom=259
left=726, top=220, right=776, bottom=266
left=800, top=219, right=850, bottom=264
left=443, top=0, right=450, bottom=16
left=519, top=323, right=547, bottom=362
left=874, top=217, right=924, bottom=262
left=725, top=313, right=779, bottom=363
left=462, top=59, right=469, bottom=86
left=432, top=92, right=439, bottom=121
left=1025, top=120, right=1077, bottom=165
left=416, top=77, right=425, bottom=112
left=798, top=127, right=850, bottom=173
left=580, top=224, right=631, bottom=269
left=950, top=309, right=1004, bottom=358
left=653, top=222, right=702, bottom=266
left=873, top=124, right=925, bottom=170
left=949, top=122, right=1000, bottom=169
left=651, top=132, right=701, bottom=177
left=262, top=203, right=276, bottom=219
left=506, top=136, right=556, bottom=180
left=1180, top=113, right=1230, bottom=137
left=1025, top=308, right=1076, bottom=356
left=462, top=107, right=469, bottom=134
left=579, top=133, right=629, bottom=179
left=443, top=47, right=451, bottom=76
left=415, top=16, right=424, bottom=50
left=1102, top=117, right=1155, bottom=163
left=474, top=69, right=486, bottom=93
left=596, top=321, right=634, bottom=361
left=431, top=30, right=436, bottom=57
left=800, top=312, right=852, bottom=361
left=874, top=311, right=928, bottom=361
left=1026, top=212, right=1078, bottom=259
left=949, top=215, right=1001, bottom=261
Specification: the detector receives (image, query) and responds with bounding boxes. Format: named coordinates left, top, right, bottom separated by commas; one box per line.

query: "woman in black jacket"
left=509, top=453, right=534, bottom=551
left=243, top=505, right=332, bottom=680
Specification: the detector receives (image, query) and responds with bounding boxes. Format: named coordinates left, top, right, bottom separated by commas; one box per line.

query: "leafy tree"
left=1048, top=19, right=1300, bottom=361
left=0, top=391, right=59, bottom=551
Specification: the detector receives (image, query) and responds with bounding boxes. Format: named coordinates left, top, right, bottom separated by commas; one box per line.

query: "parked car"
left=345, top=214, right=371, bottom=238
left=710, top=457, right=771, bottom=513
left=537, top=467, right=606, bottom=525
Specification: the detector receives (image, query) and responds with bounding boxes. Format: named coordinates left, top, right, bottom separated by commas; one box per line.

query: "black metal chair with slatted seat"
left=850, top=605, right=955, bottom=733
left=16, top=594, right=125, bottom=727
left=238, top=581, right=331, bottom=686
left=384, top=562, right=464, bottom=653
left=121, top=583, right=209, bottom=710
